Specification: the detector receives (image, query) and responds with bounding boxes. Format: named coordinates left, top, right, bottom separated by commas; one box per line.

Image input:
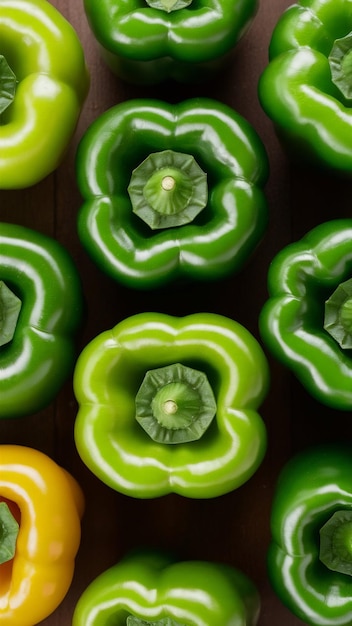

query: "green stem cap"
left=0, top=502, right=19, bottom=565
left=144, top=0, right=192, bottom=12
left=324, top=278, right=352, bottom=348
left=135, top=363, right=217, bottom=444
left=0, top=281, right=22, bottom=347
left=128, top=150, right=208, bottom=230
left=0, top=55, right=17, bottom=116
left=320, top=510, right=352, bottom=575
left=127, top=618, right=184, bottom=626
left=329, top=32, right=352, bottom=100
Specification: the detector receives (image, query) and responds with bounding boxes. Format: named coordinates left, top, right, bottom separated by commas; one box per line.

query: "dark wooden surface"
left=3, top=1, right=352, bottom=624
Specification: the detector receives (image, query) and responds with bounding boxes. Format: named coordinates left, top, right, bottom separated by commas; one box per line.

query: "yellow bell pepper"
left=0, top=445, right=84, bottom=625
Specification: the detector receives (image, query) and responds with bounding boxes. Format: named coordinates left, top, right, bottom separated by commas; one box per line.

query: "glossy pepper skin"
left=268, top=445, right=352, bottom=626
left=260, top=219, right=352, bottom=410
left=0, top=444, right=84, bottom=626
left=0, top=222, right=83, bottom=419
left=83, top=0, right=258, bottom=85
left=73, top=550, right=260, bottom=626
left=73, top=312, right=269, bottom=499
left=258, top=0, right=352, bottom=176
left=0, top=0, right=89, bottom=189
left=76, top=98, right=269, bottom=290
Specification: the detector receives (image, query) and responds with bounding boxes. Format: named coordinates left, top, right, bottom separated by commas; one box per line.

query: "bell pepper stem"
left=135, top=362, right=217, bottom=444
left=0, top=501, right=19, bottom=565
left=128, top=150, right=208, bottom=230
left=329, top=32, right=352, bottom=100
left=143, top=0, right=192, bottom=12
left=127, top=617, right=184, bottom=625
left=0, top=281, right=22, bottom=347
left=0, top=55, right=17, bottom=117
left=324, top=278, right=352, bottom=348
left=319, top=510, right=352, bottom=575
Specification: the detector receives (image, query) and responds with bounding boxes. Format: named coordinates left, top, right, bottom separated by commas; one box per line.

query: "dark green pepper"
left=83, top=0, right=258, bottom=84
left=259, top=0, right=352, bottom=176
left=73, top=550, right=261, bottom=625
left=76, top=98, right=269, bottom=290
left=260, top=219, right=352, bottom=410
left=0, top=222, right=83, bottom=418
left=268, top=445, right=352, bottom=626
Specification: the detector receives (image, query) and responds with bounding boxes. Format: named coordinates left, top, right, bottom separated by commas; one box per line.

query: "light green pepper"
left=73, top=312, right=269, bottom=499
left=0, top=0, right=89, bottom=189
left=73, top=550, right=260, bottom=626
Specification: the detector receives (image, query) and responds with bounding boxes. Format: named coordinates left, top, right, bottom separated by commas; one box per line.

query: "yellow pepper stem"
left=0, top=502, right=19, bottom=565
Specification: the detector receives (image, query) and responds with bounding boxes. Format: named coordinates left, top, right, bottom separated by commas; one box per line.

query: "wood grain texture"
left=2, top=0, right=350, bottom=624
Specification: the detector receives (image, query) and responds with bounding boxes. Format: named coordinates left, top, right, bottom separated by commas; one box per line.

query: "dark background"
left=2, top=1, right=352, bottom=624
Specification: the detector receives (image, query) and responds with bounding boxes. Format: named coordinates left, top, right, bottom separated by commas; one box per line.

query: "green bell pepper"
left=73, top=550, right=260, bottom=625
left=268, top=445, right=352, bottom=626
left=0, top=222, right=83, bottom=419
left=0, top=0, right=89, bottom=189
left=260, top=218, right=352, bottom=410
left=83, top=0, right=258, bottom=84
left=76, top=98, right=269, bottom=290
left=258, top=0, right=352, bottom=176
left=73, top=312, right=269, bottom=498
